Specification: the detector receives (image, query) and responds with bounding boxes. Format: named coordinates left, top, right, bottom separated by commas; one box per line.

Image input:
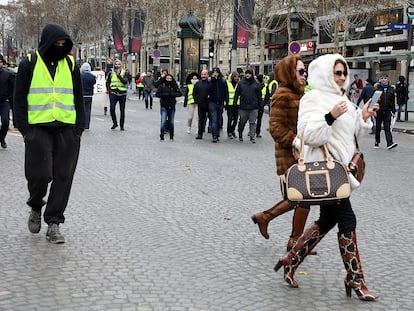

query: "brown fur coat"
left=269, top=55, right=305, bottom=176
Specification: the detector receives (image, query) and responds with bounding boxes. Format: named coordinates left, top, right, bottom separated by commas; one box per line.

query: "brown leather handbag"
left=348, top=136, right=365, bottom=183
left=281, top=130, right=351, bottom=207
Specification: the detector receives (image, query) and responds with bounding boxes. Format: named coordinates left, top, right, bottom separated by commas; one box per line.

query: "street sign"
left=153, top=58, right=160, bottom=67
left=306, top=41, right=314, bottom=51
left=289, top=41, right=301, bottom=55
left=390, top=23, right=409, bottom=30
left=152, top=49, right=161, bottom=58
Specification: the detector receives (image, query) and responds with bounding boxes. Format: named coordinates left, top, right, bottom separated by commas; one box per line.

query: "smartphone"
left=369, top=90, right=382, bottom=109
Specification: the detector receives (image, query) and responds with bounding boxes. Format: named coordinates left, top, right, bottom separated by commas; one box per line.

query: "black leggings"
left=316, top=198, right=357, bottom=234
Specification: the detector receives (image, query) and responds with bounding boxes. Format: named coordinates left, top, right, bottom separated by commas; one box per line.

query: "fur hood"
left=275, top=55, right=304, bottom=95
left=308, top=53, right=350, bottom=96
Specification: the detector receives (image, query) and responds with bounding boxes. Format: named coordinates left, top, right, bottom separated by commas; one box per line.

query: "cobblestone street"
left=1, top=96, right=414, bottom=311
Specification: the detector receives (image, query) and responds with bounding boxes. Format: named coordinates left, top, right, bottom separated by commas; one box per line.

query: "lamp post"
left=290, top=9, right=299, bottom=42
left=178, top=11, right=202, bottom=86
left=312, top=29, right=318, bottom=58
left=107, top=37, right=112, bottom=58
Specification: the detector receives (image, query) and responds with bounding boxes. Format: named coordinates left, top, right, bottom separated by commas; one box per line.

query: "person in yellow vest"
left=13, top=24, right=85, bottom=244
left=106, top=59, right=128, bottom=130
left=183, top=72, right=200, bottom=134
left=225, top=71, right=240, bottom=139
left=256, top=74, right=269, bottom=138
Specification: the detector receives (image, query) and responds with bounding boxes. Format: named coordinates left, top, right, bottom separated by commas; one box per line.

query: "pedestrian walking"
left=395, top=75, right=408, bottom=122
left=234, top=69, right=261, bottom=143
left=274, top=53, right=378, bottom=301
left=142, top=70, right=156, bottom=109
left=194, top=69, right=211, bottom=140
left=0, top=54, right=15, bottom=149
left=80, top=62, right=96, bottom=130
left=106, top=59, right=128, bottom=130
left=374, top=73, right=397, bottom=149
left=183, top=72, right=199, bottom=134
left=251, top=55, right=315, bottom=255
left=208, top=67, right=228, bottom=143
left=225, top=71, right=240, bottom=139
left=13, top=23, right=85, bottom=243
left=155, top=74, right=181, bottom=141
left=256, top=74, right=269, bottom=138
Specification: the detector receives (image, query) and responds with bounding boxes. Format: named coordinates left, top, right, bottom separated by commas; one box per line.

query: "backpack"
left=27, top=51, right=75, bottom=73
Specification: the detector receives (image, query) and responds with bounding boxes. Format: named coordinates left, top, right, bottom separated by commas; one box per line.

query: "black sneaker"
left=374, top=142, right=379, bottom=149
left=46, top=223, right=65, bottom=244
left=0, top=140, right=7, bottom=149
left=387, top=143, right=398, bottom=150
left=28, top=210, right=41, bottom=233
left=195, top=135, right=203, bottom=140
left=212, top=137, right=218, bottom=143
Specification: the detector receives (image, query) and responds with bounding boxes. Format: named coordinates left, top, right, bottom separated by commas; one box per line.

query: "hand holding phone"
left=369, top=90, right=382, bottom=109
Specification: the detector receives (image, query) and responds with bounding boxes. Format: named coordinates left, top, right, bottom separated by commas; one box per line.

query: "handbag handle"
left=297, top=128, right=335, bottom=169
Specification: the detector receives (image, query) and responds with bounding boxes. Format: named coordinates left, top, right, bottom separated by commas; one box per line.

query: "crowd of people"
left=2, top=22, right=408, bottom=303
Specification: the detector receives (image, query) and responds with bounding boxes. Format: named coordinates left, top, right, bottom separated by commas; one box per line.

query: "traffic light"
left=209, top=39, right=214, bottom=58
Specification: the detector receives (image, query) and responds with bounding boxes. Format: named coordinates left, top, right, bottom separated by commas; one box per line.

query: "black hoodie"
left=13, top=24, right=84, bottom=136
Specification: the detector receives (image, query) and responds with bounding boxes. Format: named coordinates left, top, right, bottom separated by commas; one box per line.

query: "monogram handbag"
left=348, top=136, right=365, bottom=183
left=282, top=130, right=351, bottom=207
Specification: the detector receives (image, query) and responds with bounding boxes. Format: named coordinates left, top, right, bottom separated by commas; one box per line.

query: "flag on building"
left=237, top=0, right=255, bottom=48
left=112, top=9, right=125, bottom=53
left=131, top=10, right=146, bottom=53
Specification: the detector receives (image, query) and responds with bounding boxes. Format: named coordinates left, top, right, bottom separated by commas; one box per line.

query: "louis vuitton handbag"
left=281, top=130, right=351, bottom=207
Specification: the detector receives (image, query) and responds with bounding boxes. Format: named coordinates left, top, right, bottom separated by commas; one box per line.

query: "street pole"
left=230, top=0, right=238, bottom=73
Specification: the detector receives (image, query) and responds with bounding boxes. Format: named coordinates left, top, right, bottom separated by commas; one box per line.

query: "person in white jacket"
left=274, top=54, right=379, bottom=301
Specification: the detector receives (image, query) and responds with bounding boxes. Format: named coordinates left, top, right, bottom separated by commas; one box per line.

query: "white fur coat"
left=297, top=54, right=372, bottom=164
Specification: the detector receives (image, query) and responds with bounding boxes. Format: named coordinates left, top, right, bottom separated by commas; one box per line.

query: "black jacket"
left=377, top=83, right=395, bottom=112
left=155, top=80, right=181, bottom=109
left=209, top=76, right=228, bottom=105
left=13, top=24, right=84, bottom=136
left=234, top=77, right=262, bottom=110
left=193, top=79, right=211, bottom=108
left=0, top=68, right=15, bottom=104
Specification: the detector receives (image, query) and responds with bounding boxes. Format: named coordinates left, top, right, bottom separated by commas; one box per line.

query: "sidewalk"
left=393, top=112, right=414, bottom=135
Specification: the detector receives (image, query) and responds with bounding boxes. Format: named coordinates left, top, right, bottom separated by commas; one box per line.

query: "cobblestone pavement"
left=1, top=95, right=414, bottom=311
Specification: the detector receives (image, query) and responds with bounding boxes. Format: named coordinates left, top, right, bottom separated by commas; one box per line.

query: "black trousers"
left=256, top=108, right=264, bottom=135
left=316, top=198, right=356, bottom=234
left=197, top=105, right=209, bottom=137
left=25, top=126, right=81, bottom=224
left=226, top=105, right=238, bottom=135
left=375, top=110, right=393, bottom=146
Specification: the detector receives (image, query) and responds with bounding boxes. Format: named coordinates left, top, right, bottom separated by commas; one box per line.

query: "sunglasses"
left=297, top=68, right=307, bottom=76
left=334, top=70, right=348, bottom=77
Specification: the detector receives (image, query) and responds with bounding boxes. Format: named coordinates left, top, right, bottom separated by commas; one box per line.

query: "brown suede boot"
left=286, top=207, right=317, bottom=255
left=338, top=231, right=378, bottom=301
left=274, top=223, right=326, bottom=288
left=251, top=200, right=294, bottom=239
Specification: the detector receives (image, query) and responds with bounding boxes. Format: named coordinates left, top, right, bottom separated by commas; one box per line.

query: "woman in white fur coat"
left=274, top=54, right=379, bottom=301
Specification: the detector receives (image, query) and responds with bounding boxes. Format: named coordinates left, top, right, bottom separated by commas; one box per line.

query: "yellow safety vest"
left=27, top=51, right=75, bottom=125
left=110, top=69, right=127, bottom=92
left=268, top=80, right=278, bottom=96
left=227, top=81, right=240, bottom=106
left=261, top=84, right=267, bottom=100
left=187, top=84, right=195, bottom=105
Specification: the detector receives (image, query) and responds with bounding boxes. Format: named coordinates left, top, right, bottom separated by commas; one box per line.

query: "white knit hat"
left=80, top=62, right=91, bottom=72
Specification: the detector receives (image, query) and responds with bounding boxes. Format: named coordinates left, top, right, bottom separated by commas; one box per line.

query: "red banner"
left=112, top=9, right=125, bottom=53
left=237, top=0, right=255, bottom=48
left=130, top=10, right=146, bottom=53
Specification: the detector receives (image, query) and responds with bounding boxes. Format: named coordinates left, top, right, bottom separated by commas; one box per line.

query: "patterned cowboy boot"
left=274, top=223, right=326, bottom=288
left=338, top=231, right=379, bottom=301
left=286, top=207, right=317, bottom=255
left=251, top=200, right=294, bottom=239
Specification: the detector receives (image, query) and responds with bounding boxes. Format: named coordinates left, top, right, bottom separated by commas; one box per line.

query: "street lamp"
left=153, top=31, right=159, bottom=49
left=107, top=37, right=113, bottom=58
left=312, top=29, right=318, bottom=58
left=290, top=9, right=299, bottom=41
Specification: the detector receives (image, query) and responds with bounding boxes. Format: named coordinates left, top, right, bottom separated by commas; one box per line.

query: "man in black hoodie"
left=234, top=69, right=262, bottom=143
left=14, top=24, right=84, bottom=243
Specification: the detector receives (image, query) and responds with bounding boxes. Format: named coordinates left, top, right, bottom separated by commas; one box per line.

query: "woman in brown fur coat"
left=252, top=55, right=313, bottom=253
